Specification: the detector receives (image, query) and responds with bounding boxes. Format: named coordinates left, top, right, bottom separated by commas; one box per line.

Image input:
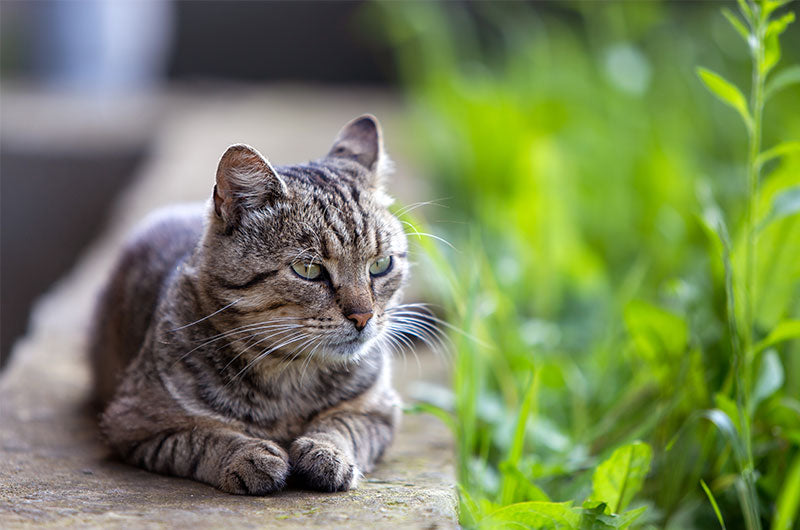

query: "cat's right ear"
left=214, top=144, right=288, bottom=229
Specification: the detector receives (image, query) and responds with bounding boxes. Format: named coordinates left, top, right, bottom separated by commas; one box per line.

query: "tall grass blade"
left=772, top=452, right=800, bottom=530
left=701, top=479, right=728, bottom=530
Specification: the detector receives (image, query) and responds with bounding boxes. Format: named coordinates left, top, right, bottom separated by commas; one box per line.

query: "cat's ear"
left=327, top=115, right=389, bottom=179
left=214, top=144, right=287, bottom=228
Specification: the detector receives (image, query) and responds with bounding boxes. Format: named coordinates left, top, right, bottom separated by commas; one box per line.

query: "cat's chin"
left=314, top=335, right=381, bottom=364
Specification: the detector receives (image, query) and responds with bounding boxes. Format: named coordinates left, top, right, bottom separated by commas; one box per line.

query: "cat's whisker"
left=392, top=198, right=449, bottom=218
left=293, top=336, right=326, bottom=383
left=172, top=323, right=302, bottom=368
left=228, top=324, right=303, bottom=345
left=222, top=328, right=305, bottom=374
left=377, top=330, right=401, bottom=358
left=300, top=333, right=337, bottom=382
left=389, top=314, right=452, bottom=348
left=190, top=317, right=307, bottom=344
left=380, top=329, right=419, bottom=374
left=384, top=327, right=419, bottom=373
left=386, top=316, right=452, bottom=369
left=299, top=337, right=324, bottom=382
left=398, top=220, right=457, bottom=251
left=168, top=298, right=242, bottom=332
left=229, top=331, right=311, bottom=383
left=386, top=312, right=455, bottom=370
left=390, top=324, right=441, bottom=359
left=393, top=322, right=445, bottom=355
left=387, top=310, right=448, bottom=340
left=386, top=324, right=416, bottom=351
left=276, top=335, right=318, bottom=377
left=211, top=322, right=303, bottom=343
left=387, top=302, right=441, bottom=312
left=274, top=334, right=318, bottom=372
left=386, top=308, right=489, bottom=348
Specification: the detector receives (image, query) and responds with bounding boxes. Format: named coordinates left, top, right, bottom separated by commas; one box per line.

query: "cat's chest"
left=184, top=358, right=381, bottom=441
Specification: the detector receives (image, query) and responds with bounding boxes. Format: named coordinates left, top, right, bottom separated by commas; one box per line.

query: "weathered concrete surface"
left=0, top=86, right=455, bottom=528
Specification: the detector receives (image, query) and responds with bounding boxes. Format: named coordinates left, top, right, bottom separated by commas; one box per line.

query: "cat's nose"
left=346, top=312, right=373, bottom=331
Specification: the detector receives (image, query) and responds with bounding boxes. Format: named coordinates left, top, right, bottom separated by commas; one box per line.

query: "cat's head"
left=198, top=115, right=408, bottom=364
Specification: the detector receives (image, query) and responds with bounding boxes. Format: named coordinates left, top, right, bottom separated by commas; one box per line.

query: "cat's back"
left=90, top=203, right=206, bottom=407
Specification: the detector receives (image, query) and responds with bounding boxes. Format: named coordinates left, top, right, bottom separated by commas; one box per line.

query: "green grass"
left=372, top=1, right=800, bottom=528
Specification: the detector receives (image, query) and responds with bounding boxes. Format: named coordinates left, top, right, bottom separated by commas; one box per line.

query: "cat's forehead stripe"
left=274, top=163, right=389, bottom=258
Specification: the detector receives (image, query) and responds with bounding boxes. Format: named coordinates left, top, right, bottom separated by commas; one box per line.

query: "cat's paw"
left=219, top=439, right=289, bottom=495
left=290, top=436, right=359, bottom=492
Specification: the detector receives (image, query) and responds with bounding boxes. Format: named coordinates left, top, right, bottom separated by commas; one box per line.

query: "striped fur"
left=90, top=116, right=407, bottom=494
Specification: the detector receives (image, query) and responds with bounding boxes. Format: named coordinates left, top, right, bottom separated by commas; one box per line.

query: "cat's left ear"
left=328, top=114, right=391, bottom=185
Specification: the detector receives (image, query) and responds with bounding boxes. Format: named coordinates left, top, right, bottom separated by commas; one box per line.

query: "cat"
left=90, top=115, right=415, bottom=494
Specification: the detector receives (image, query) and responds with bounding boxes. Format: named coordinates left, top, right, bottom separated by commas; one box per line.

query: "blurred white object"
left=34, top=0, right=173, bottom=94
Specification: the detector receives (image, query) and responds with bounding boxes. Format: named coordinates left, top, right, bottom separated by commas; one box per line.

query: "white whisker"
left=229, top=332, right=310, bottom=383
left=168, top=298, right=242, bottom=331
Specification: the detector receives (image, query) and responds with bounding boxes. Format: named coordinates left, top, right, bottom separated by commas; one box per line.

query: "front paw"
left=290, top=436, right=359, bottom=492
left=220, top=439, right=289, bottom=495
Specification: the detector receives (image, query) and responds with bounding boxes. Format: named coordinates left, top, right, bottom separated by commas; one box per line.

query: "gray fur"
left=90, top=115, right=409, bottom=494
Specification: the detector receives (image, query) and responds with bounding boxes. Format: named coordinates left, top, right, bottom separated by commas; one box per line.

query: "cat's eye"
left=291, top=262, right=323, bottom=280
left=369, top=256, right=393, bottom=277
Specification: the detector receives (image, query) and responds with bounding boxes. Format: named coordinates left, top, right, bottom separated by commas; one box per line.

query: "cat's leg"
left=122, top=426, right=290, bottom=495
left=101, top=390, right=290, bottom=495
left=289, top=390, right=401, bottom=492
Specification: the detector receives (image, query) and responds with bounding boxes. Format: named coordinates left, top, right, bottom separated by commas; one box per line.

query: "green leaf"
left=722, top=8, right=751, bottom=41
left=669, top=408, right=747, bottom=469
left=458, top=485, right=484, bottom=527
left=766, top=12, right=796, bottom=38
left=752, top=349, right=784, bottom=410
left=589, top=441, right=653, bottom=514
left=737, top=0, right=753, bottom=23
left=624, top=301, right=688, bottom=363
left=756, top=142, right=800, bottom=168
left=773, top=452, right=800, bottom=530
left=580, top=503, right=647, bottom=529
left=481, top=501, right=581, bottom=529
left=771, top=186, right=800, bottom=219
left=406, top=401, right=457, bottom=432
left=702, top=409, right=747, bottom=469
left=714, top=393, right=742, bottom=434
left=762, top=13, right=794, bottom=77
left=700, top=479, right=727, bottom=530
left=500, top=371, right=540, bottom=505
left=763, top=0, right=793, bottom=18
left=766, top=65, right=800, bottom=99
left=697, top=181, right=732, bottom=259
left=697, top=67, right=753, bottom=130
left=759, top=187, right=800, bottom=230
left=764, top=33, right=781, bottom=76
left=606, top=507, right=647, bottom=528
left=755, top=320, right=800, bottom=352
left=499, top=462, right=551, bottom=503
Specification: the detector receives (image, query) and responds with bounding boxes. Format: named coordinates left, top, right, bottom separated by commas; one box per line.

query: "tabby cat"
left=90, top=115, right=413, bottom=494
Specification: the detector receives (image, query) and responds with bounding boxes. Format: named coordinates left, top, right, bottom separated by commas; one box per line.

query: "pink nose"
left=346, top=312, right=373, bottom=331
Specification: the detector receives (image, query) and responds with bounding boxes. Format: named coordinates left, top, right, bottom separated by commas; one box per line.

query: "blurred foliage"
left=371, top=0, right=800, bottom=528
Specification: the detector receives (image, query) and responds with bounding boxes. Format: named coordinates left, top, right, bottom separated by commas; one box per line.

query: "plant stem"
left=740, top=2, right=768, bottom=529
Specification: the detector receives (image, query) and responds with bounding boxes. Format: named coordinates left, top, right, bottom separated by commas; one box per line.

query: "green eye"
left=291, top=262, right=323, bottom=280
left=369, top=256, right=393, bottom=276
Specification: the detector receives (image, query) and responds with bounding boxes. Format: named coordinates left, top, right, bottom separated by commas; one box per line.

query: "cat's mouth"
left=319, top=330, right=381, bottom=361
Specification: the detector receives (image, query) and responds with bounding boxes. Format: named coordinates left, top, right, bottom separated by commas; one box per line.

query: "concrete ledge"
left=0, top=341, right=455, bottom=528
left=0, top=86, right=455, bottom=528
